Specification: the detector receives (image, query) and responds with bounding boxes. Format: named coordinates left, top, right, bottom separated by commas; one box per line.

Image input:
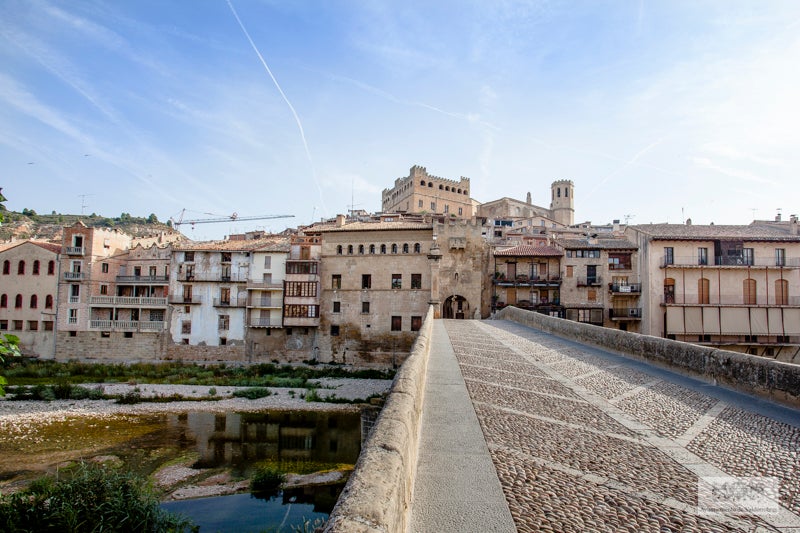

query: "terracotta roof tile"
left=494, top=245, right=563, bottom=257
left=629, top=223, right=800, bottom=241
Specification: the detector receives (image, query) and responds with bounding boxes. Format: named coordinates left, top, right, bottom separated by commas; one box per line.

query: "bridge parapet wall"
left=324, top=305, right=434, bottom=532
left=497, top=306, right=800, bottom=408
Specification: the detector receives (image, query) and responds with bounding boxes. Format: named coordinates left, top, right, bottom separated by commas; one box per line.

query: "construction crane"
left=170, top=210, right=294, bottom=229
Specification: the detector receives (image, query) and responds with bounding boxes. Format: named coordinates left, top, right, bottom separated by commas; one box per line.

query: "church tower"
left=550, top=180, right=574, bottom=226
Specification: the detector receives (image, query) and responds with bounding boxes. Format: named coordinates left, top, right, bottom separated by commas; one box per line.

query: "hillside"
left=0, top=209, right=182, bottom=243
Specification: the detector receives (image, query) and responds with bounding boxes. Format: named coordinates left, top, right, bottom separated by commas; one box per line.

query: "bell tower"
left=550, top=180, right=574, bottom=226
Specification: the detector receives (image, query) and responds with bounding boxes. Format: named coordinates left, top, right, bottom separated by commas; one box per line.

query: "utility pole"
left=78, top=194, right=94, bottom=215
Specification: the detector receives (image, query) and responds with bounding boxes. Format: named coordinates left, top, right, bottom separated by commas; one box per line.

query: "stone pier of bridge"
left=408, top=319, right=800, bottom=532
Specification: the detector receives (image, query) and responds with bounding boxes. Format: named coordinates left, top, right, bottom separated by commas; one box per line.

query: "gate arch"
left=443, top=295, right=469, bottom=319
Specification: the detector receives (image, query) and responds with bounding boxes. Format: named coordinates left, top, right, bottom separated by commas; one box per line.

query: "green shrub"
left=0, top=462, right=196, bottom=532
left=232, top=387, right=272, bottom=399
left=250, top=467, right=285, bottom=500
left=116, top=390, right=142, bottom=404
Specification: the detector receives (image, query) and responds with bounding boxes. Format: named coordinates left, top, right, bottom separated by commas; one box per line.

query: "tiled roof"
left=174, top=236, right=290, bottom=252
left=0, top=240, right=61, bottom=254
left=558, top=238, right=638, bottom=250
left=314, top=221, right=433, bottom=233
left=629, top=223, right=800, bottom=241
left=494, top=245, right=563, bottom=257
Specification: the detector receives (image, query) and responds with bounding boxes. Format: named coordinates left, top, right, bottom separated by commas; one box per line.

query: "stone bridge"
left=326, top=311, right=800, bottom=532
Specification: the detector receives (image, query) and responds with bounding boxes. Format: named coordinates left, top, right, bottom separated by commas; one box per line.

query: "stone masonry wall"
left=497, top=306, right=800, bottom=408
left=324, top=306, right=435, bottom=533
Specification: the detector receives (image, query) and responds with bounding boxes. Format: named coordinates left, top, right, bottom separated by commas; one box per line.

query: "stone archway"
left=443, top=295, right=469, bottom=319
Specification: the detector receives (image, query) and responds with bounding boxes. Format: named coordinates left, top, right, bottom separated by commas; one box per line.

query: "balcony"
left=213, top=298, right=246, bottom=308
left=493, top=275, right=562, bottom=287
left=662, top=256, right=800, bottom=268
left=609, top=308, right=642, bottom=320
left=116, top=275, right=169, bottom=283
left=65, top=246, right=84, bottom=256
left=89, top=296, right=168, bottom=306
left=180, top=274, right=245, bottom=283
left=89, top=320, right=166, bottom=331
left=663, top=295, right=800, bottom=306
left=576, top=276, right=603, bottom=287
left=610, top=283, right=642, bottom=294
left=248, top=298, right=281, bottom=308
left=247, top=281, right=283, bottom=290
left=249, top=317, right=282, bottom=328
left=168, top=295, right=203, bottom=305
left=64, top=271, right=85, bottom=280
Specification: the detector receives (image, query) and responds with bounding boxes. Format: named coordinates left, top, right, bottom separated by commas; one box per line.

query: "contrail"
left=226, top=0, right=327, bottom=215
left=588, top=138, right=664, bottom=195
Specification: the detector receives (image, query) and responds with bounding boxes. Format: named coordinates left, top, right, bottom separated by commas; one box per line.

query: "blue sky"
left=2, top=0, right=799, bottom=241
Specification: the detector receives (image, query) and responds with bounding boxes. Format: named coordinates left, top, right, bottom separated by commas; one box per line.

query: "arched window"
left=48, top=260, right=55, bottom=275
left=347, top=245, right=353, bottom=254
left=743, top=279, right=757, bottom=305
left=403, top=243, right=409, bottom=254
left=391, top=244, right=398, bottom=254
left=33, top=260, right=40, bottom=275
left=45, top=295, right=53, bottom=309
left=369, top=244, right=376, bottom=254
left=358, top=244, right=364, bottom=254
left=445, top=186, right=450, bottom=191
left=0, top=294, right=6, bottom=308
left=457, top=189, right=461, bottom=194
left=428, top=182, right=433, bottom=187
left=30, top=294, right=38, bottom=309
left=2, top=260, right=9, bottom=275
left=775, top=279, right=789, bottom=305
left=698, top=278, right=709, bottom=304
left=336, top=245, right=343, bottom=255
left=414, top=243, right=421, bottom=253
left=420, top=180, right=426, bottom=186
left=17, top=261, right=25, bottom=275
left=557, top=188, right=561, bottom=198
left=380, top=244, right=387, bottom=254
left=439, top=184, right=443, bottom=190
left=565, top=187, right=569, bottom=198
left=15, top=294, right=22, bottom=308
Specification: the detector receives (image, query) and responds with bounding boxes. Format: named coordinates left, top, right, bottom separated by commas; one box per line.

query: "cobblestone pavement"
left=444, top=319, right=800, bottom=532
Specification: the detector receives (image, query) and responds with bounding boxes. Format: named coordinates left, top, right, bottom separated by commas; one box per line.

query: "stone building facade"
left=0, top=241, right=60, bottom=357
left=626, top=221, right=800, bottom=360
left=381, top=165, right=473, bottom=218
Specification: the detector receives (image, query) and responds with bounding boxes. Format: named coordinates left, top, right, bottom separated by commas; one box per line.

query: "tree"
left=0, top=334, right=21, bottom=396
left=147, top=213, right=159, bottom=224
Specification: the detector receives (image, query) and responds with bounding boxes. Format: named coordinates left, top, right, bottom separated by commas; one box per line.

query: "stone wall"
left=55, top=331, right=169, bottom=363
left=497, top=306, right=800, bottom=408
left=324, top=306, right=434, bottom=532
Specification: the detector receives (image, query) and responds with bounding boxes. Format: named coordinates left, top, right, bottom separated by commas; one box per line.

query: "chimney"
left=335, top=214, right=346, bottom=227
left=791, top=215, right=799, bottom=235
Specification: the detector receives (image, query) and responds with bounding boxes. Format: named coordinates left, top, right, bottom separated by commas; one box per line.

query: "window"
left=380, top=244, right=387, bottom=254
left=775, top=279, right=789, bottom=305
left=698, top=248, right=708, bottom=266
left=68, top=309, right=77, bottom=324
left=99, top=284, right=108, bottom=295
left=444, top=205, right=449, bottom=214
left=391, top=243, right=398, bottom=254
left=221, top=252, right=231, bottom=263
left=33, top=260, right=40, bottom=275
left=17, top=261, right=25, bottom=275
left=333, top=301, right=341, bottom=313
left=743, top=279, right=757, bottom=305
left=336, top=245, right=343, bottom=255
left=587, top=289, right=597, bottom=302
left=743, top=248, right=754, bottom=266
left=411, top=316, right=422, bottom=332
left=285, top=282, right=317, bottom=297
left=458, top=207, right=463, bottom=216
left=392, top=274, right=402, bottom=289
left=184, top=251, right=195, bottom=262
left=43, top=321, right=53, bottom=331
left=348, top=244, right=353, bottom=254
left=566, top=265, right=573, bottom=278
left=0, top=320, right=6, bottom=330
left=102, top=263, right=109, bottom=273
left=2, top=260, right=9, bottom=275
left=28, top=321, right=38, bottom=331
left=402, top=243, right=409, bottom=253
left=218, top=315, right=229, bottom=331
left=124, top=331, right=133, bottom=339
left=369, top=244, right=376, bottom=254
left=286, top=262, right=318, bottom=274
left=0, top=294, right=5, bottom=308
left=219, top=337, right=227, bottom=345
left=418, top=200, right=423, bottom=208
left=45, top=295, right=53, bottom=309
left=431, top=202, right=436, bottom=211
left=30, top=295, right=37, bottom=309
left=358, top=244, right=364, bottom=254
left=283, top=305, right=319, bottom=318
left=183, top=285, right=193, bottom=303
left=391, top=316, right=402, bottom=331
left=15, top=294, right=22, bottom=308
left=410, top=273, right=422, bottom=289
left=698, top=278, right=710, bottom=304
left=776, top=248, right=786, bottom=267
left=13, top=320, right=23, bottom=330
left=664, top=247, right=674, bottom=265
left=362, top=274, right=371, bottom=289
left=48, top=260, right=55, bottom=275
left=664, top=278, right=676, bottom=304
left=608, top=253, right=631, bottom=270
left=362, top=301, right=370, bottom=314
left=330, top=325, right=340, bottom=336
left=263, top=256, right=271, bottom=268
left=181, top=321, right=191, bottom=334
left=332, top=274, right=342, bottom=289
left=414, top=243, right=421, bottom=253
